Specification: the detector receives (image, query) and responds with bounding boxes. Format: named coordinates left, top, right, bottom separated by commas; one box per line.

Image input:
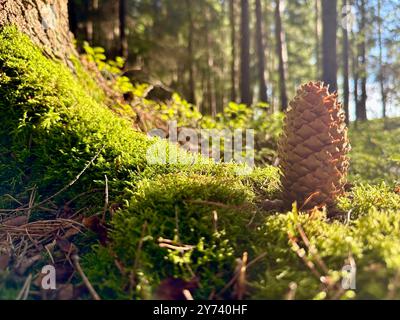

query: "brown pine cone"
left=278, top=82, right=351, bottom=210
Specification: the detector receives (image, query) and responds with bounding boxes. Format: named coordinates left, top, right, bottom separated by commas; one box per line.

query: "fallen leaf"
left=83, top=216, right=108, bottom=245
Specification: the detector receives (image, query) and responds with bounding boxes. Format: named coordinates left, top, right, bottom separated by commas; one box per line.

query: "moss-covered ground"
left=1, top=26, right=400, bottom=300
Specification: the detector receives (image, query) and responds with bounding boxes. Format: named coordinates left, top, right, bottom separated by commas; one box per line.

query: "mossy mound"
left=84, top=173, right=267, bottom=299
left=0, top=26, right=212, bottom=209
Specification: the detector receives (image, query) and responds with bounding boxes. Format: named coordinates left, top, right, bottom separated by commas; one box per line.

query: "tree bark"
left=352, top=30, right=359, bottom=122
left=357, top=0, right=367, bottom=121
left=342, top=0, right=350, bottom=124
left=229, top=0, right=237, bottom=102
left=377, top=0, right=387, bottom=119
left=186, top=0, right=196, bottom=105
left=255, top=0, right=268, bottom=103
left=68, top=0, right=78, bottom=36
left=240, top=0, right=252, bottom=105
left=315, top=0, right=321, bottom=77
left=274, top=0, right=288, bottom=111
left=119, top=0, right=128, bottom=60
left=0, top=0, right=76, bottom=63
left=84, top=0, right=93, bottom=43
left=322, top=0, right=338, bottom=92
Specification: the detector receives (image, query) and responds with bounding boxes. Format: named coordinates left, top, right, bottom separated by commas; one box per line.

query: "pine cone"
left=278, top=82, right=350, bottom=210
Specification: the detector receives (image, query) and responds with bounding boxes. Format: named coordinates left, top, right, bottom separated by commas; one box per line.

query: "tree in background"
left=255, top=0, right=268, bottom=103
left=119, top=0, right=128, bottom=60
left=356, top=0, right=368, bottom=121
left=229, top=0, right=237, bottom=102
left=66, top=0, right=399, bottom=121
left=240, top=0, right=252, bottom=105
left=274, top=0, right=288, bottom=111
left=314, top=0, right=322, bottom=77
left=377, top=0, right=387, bottom=119
left=342, top=0, right=351, bottom=124
left=322, top=0, right=338, bottom=92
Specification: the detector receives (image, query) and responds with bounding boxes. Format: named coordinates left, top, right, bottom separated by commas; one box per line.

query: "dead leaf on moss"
left=82, top=216, right=108, bottom=245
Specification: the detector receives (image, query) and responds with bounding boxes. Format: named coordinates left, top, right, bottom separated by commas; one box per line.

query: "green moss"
left=338, top=183, right=400, bottom=218
left=252, top=208, right=400, bottom=299
left=84, top=173, right=261, bottom=299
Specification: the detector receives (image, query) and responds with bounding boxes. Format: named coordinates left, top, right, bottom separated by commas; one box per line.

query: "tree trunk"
left=240, top=0, right=252, bottom=105
left=357, top=0, right=367, bottom=121
left=315, top=0, right=321, bottom=77
left=255, top=0, right=268, bottom=103
left=229, top=0, right=237, bottom=102
left=186, top=0, right=196, bottom=104
left=342, top=0, right=350, bottom=124
left=205, top=10, right=215, bottom=116
left=84, top=0, right=93, bottom=43
left=322, top=0, right=337, bottom=92
left=377, top=0, right=387, bottom=119
left=68, top=0, right=78, bottom=37
left=119, top=0, right=128, bottom=60
left=274, top=0, right=288, bottom=111
left=0, top=0, right=76, bottom=63
left=352, top=31, right=359, bottom=122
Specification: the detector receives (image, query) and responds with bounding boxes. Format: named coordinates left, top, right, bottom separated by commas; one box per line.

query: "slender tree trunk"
left=315, top=0, right=321, bottom=77
left=205, top=11, right=215, bottom=116
left=0, top=0, right=76, bottom=63
left=377, top=0, right=387, bottom=119
left=119, top=0, right=128, bottom=60
left=186, top=0, right=196, bottom=104
left=342, top=0, right=350, bottom=124
left=229, top=0, right=237, bottom=102
left=358, top=0, right=367, bottom=120
left=274, top=0, right=288, bottom=111
left=240, top=0, right=252, bottom=105
left=352, top=31, right=359, bottom=121
left=68, top=0, right=78, bottom=36
left=255, top=0, right=268, bottom=103
left=322, top=0, right=338, bottom=92
left=84, top=0, right=93, bottom=43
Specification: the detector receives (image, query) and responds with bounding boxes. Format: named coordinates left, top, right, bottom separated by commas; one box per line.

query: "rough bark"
left=0, top=0, right=76, bottom=63
left=322, top=0, right=338, bottom=92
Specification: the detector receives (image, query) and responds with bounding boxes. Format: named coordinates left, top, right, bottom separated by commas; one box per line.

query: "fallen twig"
left=72, top=254, right=101, bottom=300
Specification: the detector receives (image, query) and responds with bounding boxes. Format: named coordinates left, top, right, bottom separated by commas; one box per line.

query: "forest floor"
left=1, top=26, right=400, bottom=300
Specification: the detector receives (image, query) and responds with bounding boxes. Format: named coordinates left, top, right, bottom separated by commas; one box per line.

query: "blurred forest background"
left=67, top=0, right=400, bottom=121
